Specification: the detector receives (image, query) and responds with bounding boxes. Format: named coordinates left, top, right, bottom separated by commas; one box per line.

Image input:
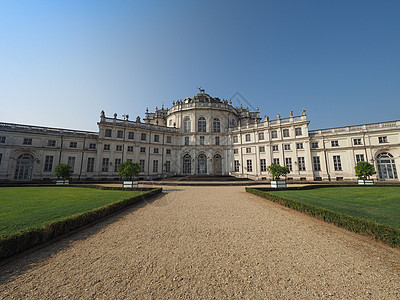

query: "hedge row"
left=246, top=187, right=400, bottom=247
left=0, top=187, right=162, bottom=260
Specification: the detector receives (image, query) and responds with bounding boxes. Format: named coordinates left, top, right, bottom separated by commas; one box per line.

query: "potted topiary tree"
left=267, top=163, right=290, bottom=188
left=355, top=161, right=376, bottom=185
left=54, top=163, right=73, bottom=185
left=118, top=160, right=141, bottom=188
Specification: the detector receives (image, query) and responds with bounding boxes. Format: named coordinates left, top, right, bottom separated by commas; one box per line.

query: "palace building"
left=0, top=90, right=399, bottom=182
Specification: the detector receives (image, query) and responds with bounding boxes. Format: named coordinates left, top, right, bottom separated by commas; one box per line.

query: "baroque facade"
left=0, top=91, right=399, bottom=182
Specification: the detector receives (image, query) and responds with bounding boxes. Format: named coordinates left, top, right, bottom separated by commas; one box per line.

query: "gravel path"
left=1, top=186, right=399, bottom=299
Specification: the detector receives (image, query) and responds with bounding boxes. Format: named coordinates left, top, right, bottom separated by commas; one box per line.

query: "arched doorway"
left=377, top=152, right=398, bottom=180
left=182, top=154, right=191, bottom=175
left=214, top=154, right=222, bottom=175
left=198, top=154, right=207, bottom=174
left=14, top=154, right=34, bottom=181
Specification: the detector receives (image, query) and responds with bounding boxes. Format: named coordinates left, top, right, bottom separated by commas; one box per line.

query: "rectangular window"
left=89, top=143, right=96, bottom=149
left=67, top=157, right=75, bottom=172
left=47, top=140, right=56, bottom=147
left=233, top=149, right=238, bottom=154
left=273, top=158, right=280, bottom=165
left=283, top=129, right=289, bottom=137
left=141, top=133, right=146, bottom=141
left=353, top=138, right=362, bottom=145
left=356, top=154, right=365, bottom=163
left=260, top=159, right=266, bottom=172
left=259, top=146, right=265, bottom=152
left=140, top=147, right=146, bottom=153
left=333, top=155, right=342, bottom=171
left=153, top=160, right=158, bottom=173
left=285, top=158, right=292, bottom=171
left=247, top=160, right=253, bottom=172
left=215, top=137, right=220, bottom=145
left=43, top=155, right=54, bottom=172
left=165, top=161, right=171, bottom=173
left=258, top=132, right=264, bottom=140
left=272, top=145, right=278, bottom=151
left=114, top=158, right=121, bottom=172
left=117, top=130, right=123, bottom=138
left=116, top=145, right=123, bottom=151
left=0, top=153, right=2, bottom=165
left=331, top=140, right=339, bottom=147
left=127, top=146, right=134, bottom=152
left=295, top=127, right=302, bottom=136
left=233, top=136, right=238, bottom=143
left=234, top=160, right=240, bottom=172
left=0, top=136, right=6, bottom=143
left=245, top=134, right=251, bottom=142
left=284, top=144, right=291, bottom=151
left=298, top=157, right=306, bottom=171
left=87, top=157, right=95, bottom=172
left=23, top=138, right=32, bottom=145
left=200, top=136, right=205, bottom=145
left=105, top=129, right=112, bottom=137
left=313, top=156, right=321, bottom=171
left=154, top=148, right=159, bottom=153
left=102, top=158, right=109, bottom=172
left=166, top=136, right=172, bottom=143
left=166, top=149, right=171, bottom=155
left=139, top=159, right=145, bottom=172
left=185, top=137, right=189, bottom=146
left=154, top=134, right=159, bottom=142
left=69, top=141, right=77, bottom=148
left=378, top=136, right=388, bottom=143
left=296, top=143, right=303, bottom=149
left=246, top=147, right=251, bottom=153
left=128, top=132, right=134, bottom=139
left=311, top=142, right=319, bottom=149
left=271, top=130, right=278, bottom=139
left=104, top=144, right=110, bottom=150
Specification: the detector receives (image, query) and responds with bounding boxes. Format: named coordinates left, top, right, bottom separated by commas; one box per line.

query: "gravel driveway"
left=1, top=186, right=399, bottom=299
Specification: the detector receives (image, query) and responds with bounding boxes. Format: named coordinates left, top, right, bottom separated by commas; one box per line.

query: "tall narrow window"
left=114, top=158, right=121, bottom=172
left=246, top=160, right=253, bottom=172
left=184, top=118, right=191, bottom=133
left=67, top=157, right=75, bottom=172
left=285, top=158, right=292, bottom=171
left=102, top=158, right=109, bottom=172
left=165, top=161, right=171, bottom=173
left=260, top=159, right=266, bottom=172
left=198, top=117, right=206, bottom=132
left=43, top=155, right=54, bottom=172
left=153, top=160, right=158, bottom=173
left=215, top=137, right=220, bottom=145
left=87, top=157, right=95, bottom=172
left=313, top=156, right=321, bottom=171
left=139, top=160, right=145, bottom=172
left=333, top=156, right=342, bottom=171
left=213, top=118, right=221, bottom=133
left=234, top=160, right=240, bottom=172
left=298, top=157, right=306, bottom=171
left=200, top=136, right=205, bottom=145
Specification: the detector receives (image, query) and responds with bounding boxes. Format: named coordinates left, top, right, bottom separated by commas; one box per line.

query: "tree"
left=266, top=163, right=290, bottom=180
left=118, top=161, right=141, bottom=181
left=355, top=161, right=376, bottom=179
left=54, top=163, right=73, bottom=181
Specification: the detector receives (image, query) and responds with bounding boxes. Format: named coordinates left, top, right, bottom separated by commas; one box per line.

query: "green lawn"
left=267, top=187, right=400, bottom=229
left=0, top=187, right=146, bottom=237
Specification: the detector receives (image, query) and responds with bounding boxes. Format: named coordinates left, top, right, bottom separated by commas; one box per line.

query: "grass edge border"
left=246, top=187, right=400, bottom=247
left=0, top=185, right=162, bottom=261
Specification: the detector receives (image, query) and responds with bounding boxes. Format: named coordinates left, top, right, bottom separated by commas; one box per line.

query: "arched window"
left=14, top=154, right=34, bottom=181
left=377, top=152, right=398, bottom=180
left=183, top=154, right=191, bottom=174
left=213, top=118, right=220, bottom=133
left=198, top=154, right=207, bottom=174
left=198, top=117, right=206, bottom=132
left=184, top=118, right=191, bottom=133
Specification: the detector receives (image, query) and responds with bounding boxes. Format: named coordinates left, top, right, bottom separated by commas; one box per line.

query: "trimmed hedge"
left=246, top=187, right=400, bottom=247
left=0, top=186, right=162, bottom=260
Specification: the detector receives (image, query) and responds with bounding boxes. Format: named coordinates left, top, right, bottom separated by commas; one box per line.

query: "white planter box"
left=56, top=180, right=69, bottom=185
left=271, top=180, right=287, bottom=188
left=357, top=179, right=374, bottom=185
left=123, top=181, right=138, bottom=188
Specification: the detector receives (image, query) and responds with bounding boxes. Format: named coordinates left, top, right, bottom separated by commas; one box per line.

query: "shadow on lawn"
left=0, top=191, right=167, bottom=285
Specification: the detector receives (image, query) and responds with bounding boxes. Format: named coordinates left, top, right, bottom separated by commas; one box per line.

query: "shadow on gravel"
left=0, top=192, right=167, bottom=285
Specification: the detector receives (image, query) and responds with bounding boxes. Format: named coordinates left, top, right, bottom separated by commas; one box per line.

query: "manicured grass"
left=0, top=186, right=146, bottom=237
left=268, top=187, right=400, bottom=229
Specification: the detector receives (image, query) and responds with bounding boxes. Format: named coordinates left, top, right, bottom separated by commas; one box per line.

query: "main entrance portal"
left=377, top=152, right=398, bottom=180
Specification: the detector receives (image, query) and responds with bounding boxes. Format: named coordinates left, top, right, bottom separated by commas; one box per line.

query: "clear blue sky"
left=1, top=0, right=399, bottom=131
